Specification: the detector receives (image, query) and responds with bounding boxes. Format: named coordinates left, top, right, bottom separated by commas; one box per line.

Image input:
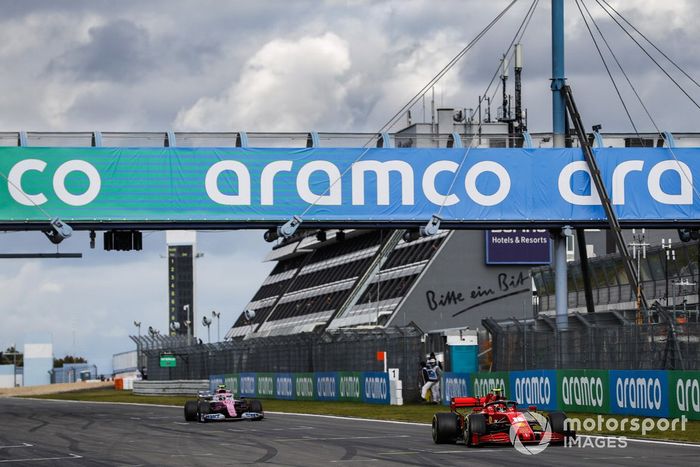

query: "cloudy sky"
left=1, top=0, right=698, bottom=373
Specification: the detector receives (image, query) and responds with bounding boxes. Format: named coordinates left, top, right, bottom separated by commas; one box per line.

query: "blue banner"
left=2, top=147, right=700, bottom=224
left=442, top=372, right=471, bottom=406
left=209, top=374, right=224, bottom=393
left=510, top=370, right=558, bottom=411
left=315, top=372, right=339, bottom=401
left=274, top=373, right=295, bottom=400
left=239, top=372, right=257, bottom=398
left=610, top=370, right=670, bottom=417
left=362, top=372, right=390, bottom=404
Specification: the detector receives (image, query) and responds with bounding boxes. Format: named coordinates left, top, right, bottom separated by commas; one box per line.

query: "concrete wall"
left=0, top=364, right=16, bottom=388
left=23, top=343, right=53, bottom=387
left=389, top=230, right=534, bottom=331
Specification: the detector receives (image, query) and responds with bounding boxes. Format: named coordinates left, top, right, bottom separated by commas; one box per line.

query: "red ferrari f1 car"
left=184, top=385, right=264, bottom=423
left=432, top=392, right=575, bottom=447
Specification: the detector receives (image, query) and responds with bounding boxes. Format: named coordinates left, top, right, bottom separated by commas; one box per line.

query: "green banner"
left=256, top=373, right=275, bottom=399
left=294, top=373, right=315, bottom=400
left=338, top=372, right=362, bottom=402
left=224, top=373, right=239, bottom=397
left=669, top=370, right=700, bottom=421
left=472, top=372, right=510, bottom=398
left=557, top=369, right=610, bottom=413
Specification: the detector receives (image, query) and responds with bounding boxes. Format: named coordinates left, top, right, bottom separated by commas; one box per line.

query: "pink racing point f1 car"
left=184, top=385, right=264, bottom=423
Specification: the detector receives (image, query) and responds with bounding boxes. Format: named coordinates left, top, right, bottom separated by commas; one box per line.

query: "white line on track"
left=328, top=459, right=379, bottom=464
left=0, top=444, right=32, bottom=449
left=329, top=460, right=380, bottom=463
left=0, top=453, right=82, bottom=463
left=265, top=411, right=429, bottom=426
left=276, top=434, right=411, bottom=442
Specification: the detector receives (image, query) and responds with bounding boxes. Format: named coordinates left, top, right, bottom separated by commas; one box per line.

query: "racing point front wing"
left=202, top=412, right=264, bottom=421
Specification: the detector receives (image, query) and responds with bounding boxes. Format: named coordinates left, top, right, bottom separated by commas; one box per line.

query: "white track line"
left=265, top=411, right=429, bottom=426
left=0, top=453, right=82, bottom=463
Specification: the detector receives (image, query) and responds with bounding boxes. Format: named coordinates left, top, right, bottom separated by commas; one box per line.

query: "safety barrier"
left=440, top=370, right=700, bottom=421
left=209, top=372, right=398, bottom=405
left=132, top=379, right=209, bottom=396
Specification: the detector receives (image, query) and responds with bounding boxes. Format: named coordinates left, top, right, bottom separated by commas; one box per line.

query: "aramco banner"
left=1, top=146, right=699, bottom=223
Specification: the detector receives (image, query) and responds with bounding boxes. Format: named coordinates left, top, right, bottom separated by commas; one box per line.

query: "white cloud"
left=175, top=32, right=353, bottom=131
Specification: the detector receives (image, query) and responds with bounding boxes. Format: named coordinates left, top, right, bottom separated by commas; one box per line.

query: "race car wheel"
left=432, top=413, right=460, bottom=444
left=548, top=411, right=567, bottom=434
left=467, top=413, right=487, bottom=436
left=184, top=400, right=198, bottom=422
left=247, top=400, right=264, bottom=420
left=197, top=401, right=210, bottom=423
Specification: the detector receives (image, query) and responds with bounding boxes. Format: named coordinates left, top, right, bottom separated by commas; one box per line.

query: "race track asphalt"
left=0, top=397, right=698, bottom=466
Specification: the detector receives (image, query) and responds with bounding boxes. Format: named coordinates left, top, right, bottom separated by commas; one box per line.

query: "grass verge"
left=24, top=388, right=700, bottom=442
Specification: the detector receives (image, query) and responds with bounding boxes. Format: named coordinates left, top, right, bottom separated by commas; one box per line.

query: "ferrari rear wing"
left=450, top=397, right=485, bottom=410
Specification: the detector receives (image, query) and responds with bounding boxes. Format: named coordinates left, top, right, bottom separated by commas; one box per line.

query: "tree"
left=53, top=355, right=88, bottom=368
left=0, top=346, right=23, bottom=367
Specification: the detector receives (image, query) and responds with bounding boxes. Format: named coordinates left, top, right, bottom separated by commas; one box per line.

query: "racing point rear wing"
left=450, top=397, right=485, bottom=410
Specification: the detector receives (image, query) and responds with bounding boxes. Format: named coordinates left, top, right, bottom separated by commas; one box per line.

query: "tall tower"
left=166, top=231, right=197, bottom=338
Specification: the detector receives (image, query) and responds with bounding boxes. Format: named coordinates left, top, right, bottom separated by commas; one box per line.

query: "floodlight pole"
left=11, top=344, right=17, bottom=388
left=662, top=239, right=675, bottom=307
left=212, top=311, right=221, bottom=342
left=134, top=321, right=142, bottom=370
left=184, top=304, right=191, bottom=344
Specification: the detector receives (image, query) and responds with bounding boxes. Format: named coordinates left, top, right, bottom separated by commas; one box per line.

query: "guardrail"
left=132, top=379, right=209, bottom=396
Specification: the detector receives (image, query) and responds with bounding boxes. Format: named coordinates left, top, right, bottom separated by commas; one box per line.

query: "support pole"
left=576, top=229, right=596, bottom=314
left=552, top=0, right=568, bottom=330
left=555, top=228, right=571, bottom=330
left=551, top=0, right=566, bottom=148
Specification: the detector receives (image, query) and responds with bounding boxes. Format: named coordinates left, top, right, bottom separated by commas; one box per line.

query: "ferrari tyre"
left=548, top=411, right=567, bottom=434
left=184, top=400, right=198, bottom=421
left=432, top=413, right=460, bottom=444
left=197, top=401, right=210, bottom=423
left=467, top=413, right=487, bottom=435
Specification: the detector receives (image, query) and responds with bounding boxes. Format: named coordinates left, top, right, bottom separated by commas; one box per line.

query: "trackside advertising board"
left=557, top=369, right=610, bottom=413
left=338, top=372, right=362, bottom=402
left=224, top=373, right=239, bottom=396
left=3, top=147, right=700, bottom=225
left=256, top=373, right=275, bottom=399
left=510, top=370, right=558, bottom=411
left=442, top=372, right=471, bottom=406
left=669, top=371, right=700, bottom=421
left=206, top=370, right=693, bottom=416
left=274, top=373, right=295, bottom=400
left=294, top=373, right=315, bottom=401
left=209, top=374, right=224, bottom=393
left=362, top=372, right=390, bottom=404
left=315, top=372, right=339, bottom=401
left=609, top=370, right=669, bottom=417
left=472, top=372, right=510, bottom=398
left=239, top=372, right=257, bottom=398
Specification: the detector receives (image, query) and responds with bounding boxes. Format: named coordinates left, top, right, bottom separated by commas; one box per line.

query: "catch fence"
left=139, top=325, right=426, bottom=401
left=487, top=312, right=700, bottom=371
